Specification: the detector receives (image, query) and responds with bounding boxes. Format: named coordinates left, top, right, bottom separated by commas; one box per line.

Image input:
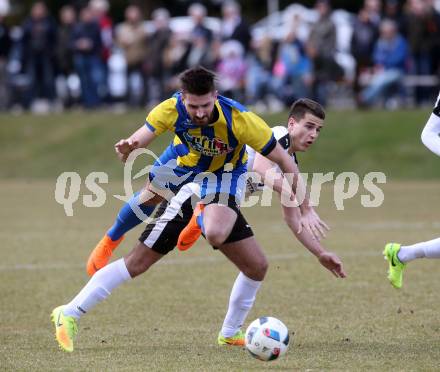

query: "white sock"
left=63, top=258, right=131, bottom=319
left=221, top=272, right=262, bottom=338
left=398, top=237, right=440, bottom=263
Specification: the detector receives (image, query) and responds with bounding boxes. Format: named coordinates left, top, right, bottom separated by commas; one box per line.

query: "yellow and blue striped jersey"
left=145, top=92, right=276, bottom=172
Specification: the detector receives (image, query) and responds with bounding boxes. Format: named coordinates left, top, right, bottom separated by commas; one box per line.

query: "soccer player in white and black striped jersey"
left=384, top=91, right=440, bottom=289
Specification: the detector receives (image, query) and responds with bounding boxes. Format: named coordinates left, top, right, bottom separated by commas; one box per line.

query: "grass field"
left=2, top=180, right=440, bottom=371
left=1, top=108, right=439, bottom=179
left=1, top=109, right=440, bottom=370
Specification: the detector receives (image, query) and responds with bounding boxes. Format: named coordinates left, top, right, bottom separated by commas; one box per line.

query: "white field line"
left=1, top=220, right=438, bottom=272
left=0, top=251, right=380, bottom=272
left=335, top=221, right=440, bottom=230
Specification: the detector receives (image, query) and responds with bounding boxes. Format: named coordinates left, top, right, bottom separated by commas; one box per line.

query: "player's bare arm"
left=299, top=208, right=329, bottom=241
left=281, top=203, right=345, bottom=278
left=263, top=143, right=301, bottom=195
left=251, top=150, right=342, bottom=277
left=253, top=150, right=329, bottom=240
left=115, top=126, right=157, bottom=162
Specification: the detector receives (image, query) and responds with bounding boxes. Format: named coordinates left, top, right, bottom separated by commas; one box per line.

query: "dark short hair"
left=179, top=66, right=217, bottom=95
left=288, top=98, right=325, bottom=121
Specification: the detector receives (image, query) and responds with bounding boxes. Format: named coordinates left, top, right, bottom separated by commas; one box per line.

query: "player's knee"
left=257, top=258, right=269, bottom=279
left=124, top=243, right=155, bottom=277
left=204, top=226, right=230, bottom=247
left=243, top=258, right=268, bottom=281
left=140, top=193, right=163, bottom=206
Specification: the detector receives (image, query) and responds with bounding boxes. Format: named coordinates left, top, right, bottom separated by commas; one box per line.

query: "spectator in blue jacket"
left=359, top=19, right=408, bottom=108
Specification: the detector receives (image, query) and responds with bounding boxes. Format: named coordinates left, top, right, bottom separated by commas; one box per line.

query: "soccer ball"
left=245, top=316, right=290, bottom=361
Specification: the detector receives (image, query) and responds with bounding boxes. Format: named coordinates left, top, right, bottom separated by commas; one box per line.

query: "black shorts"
left=138, top=187, right=253, bottom=255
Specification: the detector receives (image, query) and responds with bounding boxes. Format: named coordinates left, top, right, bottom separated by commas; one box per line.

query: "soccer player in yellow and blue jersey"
left=51, top=67, right=313, bottom=352
left=86, top=66, right=318, bottom=276
left=51, top=95, right=345, bottom=352
left=143, top=75, right=277, bottom=202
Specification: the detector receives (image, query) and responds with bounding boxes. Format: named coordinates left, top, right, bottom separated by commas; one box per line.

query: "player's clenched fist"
left=114, top=139, right=139, bottom=162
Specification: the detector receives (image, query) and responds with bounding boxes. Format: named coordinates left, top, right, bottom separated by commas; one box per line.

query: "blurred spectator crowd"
left=0, top=0, right=440, bottom=113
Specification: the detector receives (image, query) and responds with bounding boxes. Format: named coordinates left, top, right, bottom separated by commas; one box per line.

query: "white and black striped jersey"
left=245, top=126, right=297, bottom=195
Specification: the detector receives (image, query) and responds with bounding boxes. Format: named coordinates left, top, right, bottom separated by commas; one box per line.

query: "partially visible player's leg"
left=203, top=202, right=238, bottom=247
left=220, top=236, right=268, bottom=281
left=398, top=237, right=440, bottom=262
left=52, top=243, right=163, bottom=352
left=108, top=190, right=161, bottom=239
left=87, top=185, right=163, bottom=276
left=178, top=197, right=238, bottom=250
left=177, top=202, right=204, bottom=251
left=135, top=187, right=260, bottom=345
left=383, top=243, right=406, bottom=289
left=68, top=243, right=162, bottom=317
left=384, top=237, right=440, bottom=288
left=178, top=165, right=246, bottom=251
left=87, top=144, right=185, bottom=276
left=218, top=237, right=267, bottom=344
left=216, top=210, right=266, bottom=345
left=75, top=188, right=193, bottom=324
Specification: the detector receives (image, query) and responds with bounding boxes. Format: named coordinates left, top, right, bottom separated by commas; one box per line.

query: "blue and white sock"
left=107, top=191, right=155, bottom=241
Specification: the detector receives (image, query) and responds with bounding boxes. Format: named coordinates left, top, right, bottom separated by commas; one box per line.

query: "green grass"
left=0, top=108, right=438, bottom=179
left=1, top=108, right=439, bottom=369
left=1, top=180, right=440, bottom=371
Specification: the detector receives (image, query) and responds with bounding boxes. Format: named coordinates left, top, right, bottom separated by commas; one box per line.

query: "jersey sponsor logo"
left=181, top=118, right=197, bottom=128
left=182, top=132, right=234, bottom=156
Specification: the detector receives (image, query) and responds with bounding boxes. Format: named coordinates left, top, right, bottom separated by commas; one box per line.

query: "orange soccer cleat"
left=86, top=235, right=124, bottom=276
left=177, top=203, right=204, bottom=251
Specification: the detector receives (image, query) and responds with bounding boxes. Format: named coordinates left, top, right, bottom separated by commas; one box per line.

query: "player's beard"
left=192, top=111, right=215, bottom=126
left=193, top=116, right=210, bottom=125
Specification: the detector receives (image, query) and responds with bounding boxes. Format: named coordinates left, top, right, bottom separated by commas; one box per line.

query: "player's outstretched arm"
left=264, top=143, right=300, bottom=194
left=318, top=252, right=346, bottom=278
left=298, top=207, right=330, bottom=241
left=291, top=163, right=330, bottom=240
left=281, top=204, right=345, bottom=277
left=253, top=150, right=329, bottom=240
left=115, top=126, right=157, bottom=162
